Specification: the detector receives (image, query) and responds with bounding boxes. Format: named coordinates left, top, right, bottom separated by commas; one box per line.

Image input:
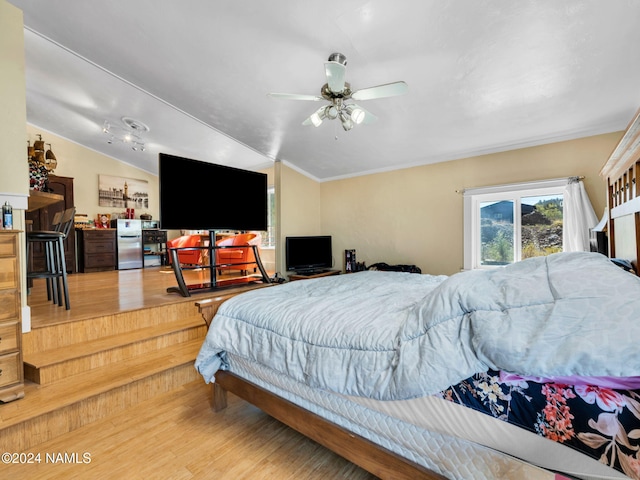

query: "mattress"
left=225, top=353, right=625, bottom=480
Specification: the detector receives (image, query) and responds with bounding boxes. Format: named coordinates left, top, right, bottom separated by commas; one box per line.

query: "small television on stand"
left=285, top=235, right=333, bottom=275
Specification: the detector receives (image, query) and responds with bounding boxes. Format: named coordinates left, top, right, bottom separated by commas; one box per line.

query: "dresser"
left=0, top=231, right=25, bottom=402
left=76, top=229, right=117, bottom=273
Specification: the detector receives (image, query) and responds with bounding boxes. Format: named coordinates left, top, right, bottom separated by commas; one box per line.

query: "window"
left=463, top=179, right=566, bottom=270
left=262, top=186, right=276, bottom=248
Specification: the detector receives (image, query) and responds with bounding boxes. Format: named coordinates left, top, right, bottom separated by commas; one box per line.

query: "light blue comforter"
left=195, top=252, right=640, bottom=400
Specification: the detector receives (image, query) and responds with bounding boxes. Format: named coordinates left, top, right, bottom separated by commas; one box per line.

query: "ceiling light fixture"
left=309, top=106, right=328, bottom=127
left=304, top=99, right=363, bottom=131
left=103, top=117, right=149, bottom=151
left=270, top=53, right=406, bottom=132
left=344, top=104, right=365, bottom=124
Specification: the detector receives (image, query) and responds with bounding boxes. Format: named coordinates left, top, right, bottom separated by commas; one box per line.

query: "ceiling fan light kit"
left=268, top=53, right=407, bottom=131
left=103, top=117, right=149, bottom=151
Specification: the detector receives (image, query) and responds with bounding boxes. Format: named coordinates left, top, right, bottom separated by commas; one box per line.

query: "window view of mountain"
left=480, top=197, right=563, bottom=265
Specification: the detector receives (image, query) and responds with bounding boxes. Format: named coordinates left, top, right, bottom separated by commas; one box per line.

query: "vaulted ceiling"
left=9, top=0, right=640, bottom=181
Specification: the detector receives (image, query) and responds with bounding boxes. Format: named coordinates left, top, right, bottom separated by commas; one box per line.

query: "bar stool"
left=26, top=207, right=75, bottom=310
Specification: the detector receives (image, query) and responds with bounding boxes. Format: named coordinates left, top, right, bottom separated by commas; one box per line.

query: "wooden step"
left=22, top=300, right=203, bottom=355
left=0, top=338, right=206, bottom=452
left=23, top=316, right=207, bottom=384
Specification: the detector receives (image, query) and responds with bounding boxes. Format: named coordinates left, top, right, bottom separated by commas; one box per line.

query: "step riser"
left=23, top=302, right=201, bottom=355
left=1, top=362, right=201, bottom=452
left=25, top=325, right=207, bottom=385
left=2, top=289, right=241, bottom=454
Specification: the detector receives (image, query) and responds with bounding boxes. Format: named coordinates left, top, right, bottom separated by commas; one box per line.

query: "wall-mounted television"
left=285, top=235, right=333, bottom=273
left=159, top=153, right=267, bottom=231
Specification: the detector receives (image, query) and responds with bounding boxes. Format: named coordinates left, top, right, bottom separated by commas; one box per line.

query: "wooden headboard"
left=600, top=106, right=640, bottom=270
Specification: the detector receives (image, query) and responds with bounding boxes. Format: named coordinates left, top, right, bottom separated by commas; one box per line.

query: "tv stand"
left=288, top=269, right=340, bottom=281
left=167, top=231, right=272, bottom=297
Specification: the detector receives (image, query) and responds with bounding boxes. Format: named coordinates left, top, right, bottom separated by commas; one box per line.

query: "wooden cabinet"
left=77, top=229, right=117, bottom=273
left=0, top=231, right=25, bottom=402
left=26, top=175, right=76, bottom=274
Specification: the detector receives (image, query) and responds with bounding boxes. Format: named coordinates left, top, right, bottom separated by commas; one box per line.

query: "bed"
left=194, top=109, right=640, bottom=480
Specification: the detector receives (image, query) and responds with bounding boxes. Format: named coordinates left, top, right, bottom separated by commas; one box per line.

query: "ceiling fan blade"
left=268, top=92, right=323, bottom=101
left=351, top=81, right=408, bottom=101
left=324, top=61, right=347, bottom=93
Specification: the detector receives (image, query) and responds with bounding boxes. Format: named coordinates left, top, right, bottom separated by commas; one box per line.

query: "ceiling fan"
left=268, top=53, right=408, bottom=131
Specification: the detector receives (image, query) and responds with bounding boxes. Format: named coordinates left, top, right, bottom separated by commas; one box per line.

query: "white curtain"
left=563, top=177, right=598, bottom=252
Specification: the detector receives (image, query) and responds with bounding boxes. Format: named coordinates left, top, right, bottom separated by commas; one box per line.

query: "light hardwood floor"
left=28, top=265, right=242, bottom=328
left=8, top=267, right=378, bottom=479
left=2, top=380, right=376, bottom=479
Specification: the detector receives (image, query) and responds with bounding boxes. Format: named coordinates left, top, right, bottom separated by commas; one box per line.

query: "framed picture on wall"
left=98, top=174, right=149, bottom=209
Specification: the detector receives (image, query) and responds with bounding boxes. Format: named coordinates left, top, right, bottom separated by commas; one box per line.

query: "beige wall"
left=321, top=132, right=622, bottom=276
left=1, top=0, right=29, bottom=329
left=26, top=126, right=159, bottom=222
left=0, top=0, right=28, bottom=207
left=275, top=162, right=322, bottom=275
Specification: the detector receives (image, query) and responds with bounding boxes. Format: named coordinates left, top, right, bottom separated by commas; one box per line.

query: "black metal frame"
left=166, top=231, right=272, bottom=297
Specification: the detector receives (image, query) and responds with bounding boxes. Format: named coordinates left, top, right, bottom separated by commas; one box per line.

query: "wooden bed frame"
left=196, top=295, right=446, bottom=479
left=212, top=371, right=445, bottom=480
left=200, top=109, right=640, bottom=479
left=601, top=105, right=640, bottom=270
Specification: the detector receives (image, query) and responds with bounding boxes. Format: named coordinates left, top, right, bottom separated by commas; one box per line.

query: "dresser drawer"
left=84, top=252, right=116, bottom=269
left=0, top=290, right=19, bottom=322
left=0, top=352, right=21, bottom=387
left=0, top=322, right=19, bottom=354
left=0, top=235, right=17, bottom=257
left=0, top=257, right=18, bottom=290
left=85, top=240, right=116, bottom=253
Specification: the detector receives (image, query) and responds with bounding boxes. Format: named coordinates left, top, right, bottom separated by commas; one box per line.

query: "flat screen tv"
left=159, top=153, right=267, bottom=231
left=285, top=235, right=333, bottom=273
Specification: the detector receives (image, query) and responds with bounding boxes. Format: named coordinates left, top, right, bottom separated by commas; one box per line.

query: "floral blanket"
left=439, top=370, right=640, bottom=479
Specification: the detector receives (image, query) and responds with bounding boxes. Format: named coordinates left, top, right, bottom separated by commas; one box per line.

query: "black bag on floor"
left=367, top=262, right=421, bottom=274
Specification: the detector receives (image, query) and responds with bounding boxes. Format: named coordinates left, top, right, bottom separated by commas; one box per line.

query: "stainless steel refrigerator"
left=114, top=219, right=143, bottom=269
